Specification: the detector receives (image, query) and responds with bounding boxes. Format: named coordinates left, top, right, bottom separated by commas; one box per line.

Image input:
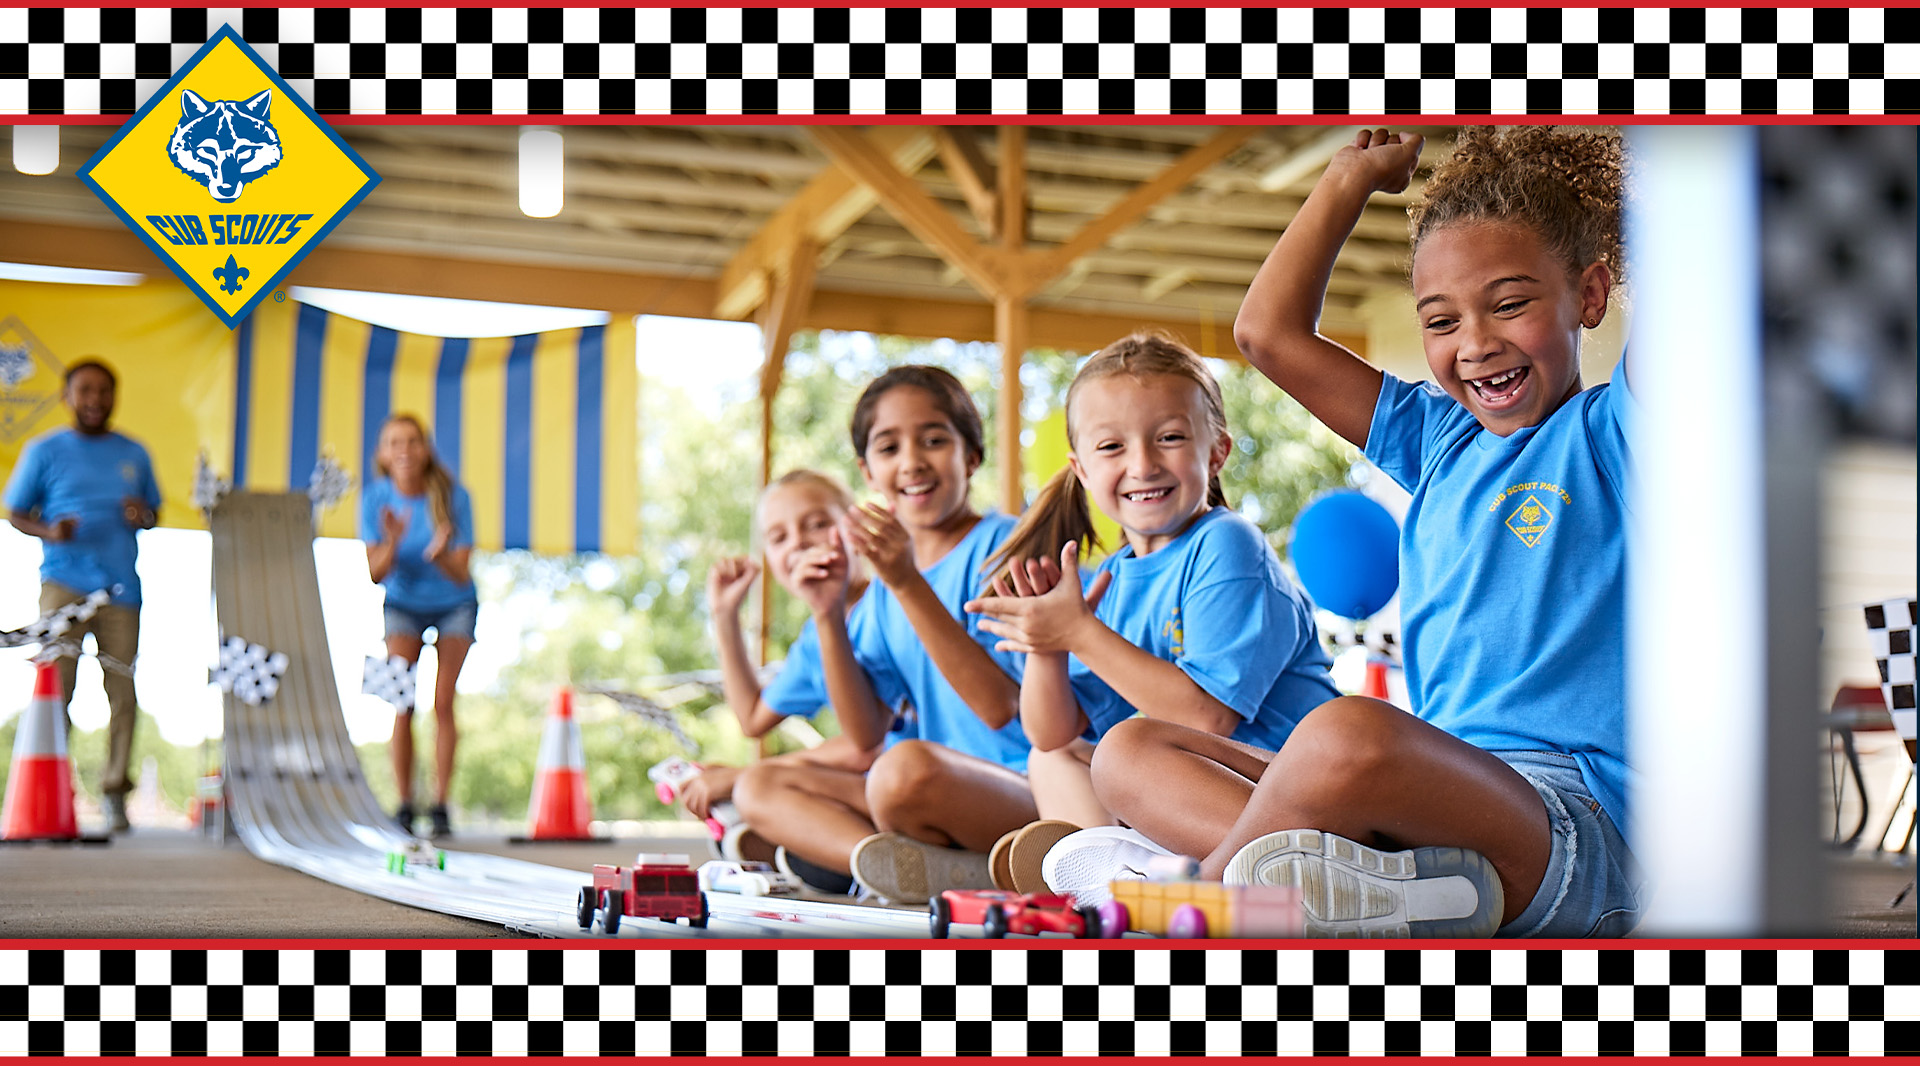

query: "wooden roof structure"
left=1, top=123, right=1458, bottom=511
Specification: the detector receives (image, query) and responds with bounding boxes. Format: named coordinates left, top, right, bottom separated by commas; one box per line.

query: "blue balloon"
left=1289, top=491, right=1400, bottom=620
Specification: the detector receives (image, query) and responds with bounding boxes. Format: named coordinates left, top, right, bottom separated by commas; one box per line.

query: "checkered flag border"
left=3, top=7, right=1919, bottom=116
left=0, top=946, right=1912, bottom=1055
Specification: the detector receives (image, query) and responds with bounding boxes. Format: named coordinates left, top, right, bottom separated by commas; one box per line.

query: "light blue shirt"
left=4, top=427, right=160, bottom=606
left=762, top=603, right=916, bottom=750
left=358, top=479, right=477, bottom=614
left=1069, top=506, right=1338, bottom=753
left=847, top=511, right=1031, bottom=772
left=1365, top=359, right=1635, bottom=837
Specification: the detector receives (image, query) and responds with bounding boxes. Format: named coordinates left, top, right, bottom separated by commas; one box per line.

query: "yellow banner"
left=0, top=278, right=637, bottom=556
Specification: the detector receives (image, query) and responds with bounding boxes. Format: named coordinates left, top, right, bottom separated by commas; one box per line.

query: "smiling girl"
left=964, top=334, right=1338, bottom=901
left=1184, top=126, right=1644, bottom=939
left=742, top=366, right=1035, bottom=904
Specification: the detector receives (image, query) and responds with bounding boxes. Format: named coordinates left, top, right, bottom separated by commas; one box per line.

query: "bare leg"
left=1026, top=740, right=1111, bottom=827
left=384, top=635, right=425, bottom=806
left=1197, top=696, right=1550, bottom=926
left=429, top=636, right=472, bottom=806
left=1090, top=717, right=1276, bottom=857
left=733, top=761, right=876, bottom=874
left=864, top=740, right=1038, bottom=852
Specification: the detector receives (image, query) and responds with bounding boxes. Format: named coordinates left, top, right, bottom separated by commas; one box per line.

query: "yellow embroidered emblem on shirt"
left=1505, top=494, right=1555, bottom=548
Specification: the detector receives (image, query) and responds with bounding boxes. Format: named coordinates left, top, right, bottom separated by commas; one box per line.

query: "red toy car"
left=577, top=853, right=709, bottom=934
left=929, top=889, right=1099, bottom=939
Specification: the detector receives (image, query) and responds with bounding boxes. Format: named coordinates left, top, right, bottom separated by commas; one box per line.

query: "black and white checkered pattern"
left=1866, top=598, right=1917, bottom=741
left=0, top=947, right=1913, bottom=1055
left=362, top=654, right=417, bottom=711
left=210, top=635, right=289, bottom=706
left=306, top=455, right=352, bottom=514
left=2, top=7, right=1918, bottom=116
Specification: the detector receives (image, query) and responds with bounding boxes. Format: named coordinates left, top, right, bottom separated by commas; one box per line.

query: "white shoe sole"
left=849, top=832, right=991, bottom=905
left=1223, top=829, right=1503, bottom=939
left=1039, top=826, right=1173, bottom=907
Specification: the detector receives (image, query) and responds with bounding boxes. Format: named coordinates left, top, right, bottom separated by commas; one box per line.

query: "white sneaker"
left=1223, top=829, right=1504, bottom=938
left=1040, top=826, right=1174, bottom=907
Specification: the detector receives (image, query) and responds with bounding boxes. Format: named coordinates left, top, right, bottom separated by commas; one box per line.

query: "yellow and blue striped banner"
left=234, top=300, right=637, bottom=555
left=0, top=278, right=637, bottom=557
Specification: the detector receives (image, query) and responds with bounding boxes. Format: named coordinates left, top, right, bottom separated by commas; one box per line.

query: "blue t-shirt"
left=358, top=479, right=478, bottom=613
left=1069, top=506, right=1339, bottom=753
left=1365, top=360, right=1635, bottom=837
left=761, top=600, right=916, bottom=750
left=4, top=427, right=161, bottom=606
left=847, top=511, right=1031, bottom=772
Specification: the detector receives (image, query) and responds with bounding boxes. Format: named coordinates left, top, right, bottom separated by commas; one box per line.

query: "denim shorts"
left=383, top=600, right=479, bottom=642
left=1496, top=750, right=1647, bottom=939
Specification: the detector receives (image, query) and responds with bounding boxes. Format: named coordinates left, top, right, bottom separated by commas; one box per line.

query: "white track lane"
left=211, top=492, right=929, bottom=940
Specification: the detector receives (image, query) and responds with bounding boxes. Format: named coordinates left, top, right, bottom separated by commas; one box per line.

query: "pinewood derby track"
left=208, top=491, right=934, bottom=940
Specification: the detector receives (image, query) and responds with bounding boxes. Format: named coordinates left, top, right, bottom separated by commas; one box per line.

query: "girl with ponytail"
left=363, top=413, right=479, bottom=840
left=966, top=332, right=1339, bottom=901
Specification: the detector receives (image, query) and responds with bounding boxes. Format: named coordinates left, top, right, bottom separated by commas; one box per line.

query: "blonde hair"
left=375, top=414, right=455, bottom=533
left=985, top=332, right=1230, bottom=586
left=1410, top=126, right=1627, bottom=287
left=754, top=469, right=855, bottom=543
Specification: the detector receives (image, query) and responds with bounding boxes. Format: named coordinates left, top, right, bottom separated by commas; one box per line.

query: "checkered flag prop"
left=579, top=683, right=697, bottom=755
left=1865, top=597, right=1916, bottom=742
left=211, top=636, right=289, bottom=706
left=0, top=588, right=110, bottom=650
left=190, top=452, right=231, bottom=513
left=363, top=654, right=417, bottom=712
left=308, top=454, right=352, bottom=513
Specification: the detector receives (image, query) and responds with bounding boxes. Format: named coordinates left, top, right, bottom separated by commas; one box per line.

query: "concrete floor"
left=0, top=822, right=1911, bottom=940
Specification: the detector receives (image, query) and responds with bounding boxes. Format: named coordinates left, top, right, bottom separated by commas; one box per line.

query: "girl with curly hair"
left=1087, top=127, right=1644, bottom=938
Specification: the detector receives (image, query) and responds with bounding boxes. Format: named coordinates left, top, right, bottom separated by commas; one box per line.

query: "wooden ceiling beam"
left=712, top=125, right=938, bottom=322
left=934, top=127, right=999, bottom=238
left=1015, top=127, right=1259, bottom=295
left=1, top=218, right=1361, bottom=355
left=808, top=126, right=1013, bottom=301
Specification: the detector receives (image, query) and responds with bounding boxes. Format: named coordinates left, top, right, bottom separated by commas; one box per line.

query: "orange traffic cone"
left=2, top=660, right=105, bottom=844
left=1361, top=658, right=1392, bottom=701
left=512, top=686, right=608, bottom=843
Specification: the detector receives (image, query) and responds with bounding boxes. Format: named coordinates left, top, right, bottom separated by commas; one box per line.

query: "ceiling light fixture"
left=518, top=127, right=563, bottom=219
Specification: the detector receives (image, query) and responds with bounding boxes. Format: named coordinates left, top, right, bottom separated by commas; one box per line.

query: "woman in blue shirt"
left=360, top=414, right=478, bottom=840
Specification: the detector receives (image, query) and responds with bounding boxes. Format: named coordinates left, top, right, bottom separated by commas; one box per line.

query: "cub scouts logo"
left=1504, top=494, right=1555, bottom=548
left=76, top=26, right=378, bottom=328
left=0, top=316, right=65, bottom=444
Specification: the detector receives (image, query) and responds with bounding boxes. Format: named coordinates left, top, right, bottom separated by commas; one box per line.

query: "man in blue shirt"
left=4, top=360, right=161, bottom=833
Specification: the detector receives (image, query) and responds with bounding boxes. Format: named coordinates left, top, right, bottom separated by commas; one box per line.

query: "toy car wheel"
left=577, top=887, right=596, bottom=929
left=929, top=895, right=952, bottom=939
left=1167, top=903, right=1208, bottom=939
left=982, top=905, right=1009, bottom=939
left=602, top=890, right=624, bottom=935
left=1096, top=900, right=1130, bottom=939
left=1075, top=904, right=1101, bottom=939
left=689, top=892, right=709, bottom=929
left=386, top=852, right=402, bottom=875
left=435, top=850, right=446, bottom=871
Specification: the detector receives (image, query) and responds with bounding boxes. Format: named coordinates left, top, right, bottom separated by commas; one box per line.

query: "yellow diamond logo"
left=1505, top=493, right=1555, bottom=548
left=76, top=26, right=379, bottom=328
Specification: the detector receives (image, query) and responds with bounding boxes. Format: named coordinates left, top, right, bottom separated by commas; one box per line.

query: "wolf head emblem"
left=168, top=89, right=284, bottom=203
left=0, top=342, right=33, bottom=390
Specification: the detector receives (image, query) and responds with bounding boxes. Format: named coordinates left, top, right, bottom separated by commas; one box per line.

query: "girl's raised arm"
left=1234, top=129, right=1422, bottom=448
